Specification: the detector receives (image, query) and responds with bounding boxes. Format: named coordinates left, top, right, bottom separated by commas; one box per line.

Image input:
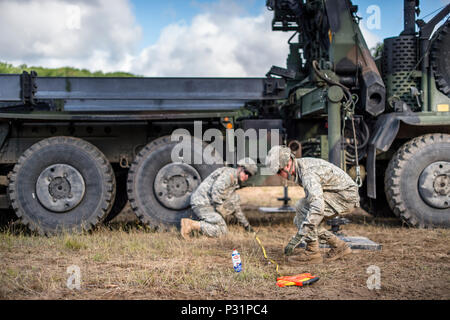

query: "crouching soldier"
left=180, top=158, right=257, bottom=239
left=266, top=146, right=360, bottom=263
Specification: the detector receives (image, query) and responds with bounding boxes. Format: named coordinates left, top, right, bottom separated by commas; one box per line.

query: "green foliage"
left=64, top=236, right=87, bottom=251
left=0, top=62, right=138, bottom=77
left=370, top=42, right=384, bottom=59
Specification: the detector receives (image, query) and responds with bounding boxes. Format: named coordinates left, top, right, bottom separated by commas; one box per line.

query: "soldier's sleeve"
left=301, top=172, right=325, bottom=216
left=229, top=194, right=249, bottom=227
left=234, top=208, right=250, bottom=227
left=210, top=170, right=234, bottom=205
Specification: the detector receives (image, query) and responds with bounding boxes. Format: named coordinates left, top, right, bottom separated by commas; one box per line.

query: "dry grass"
left=0, top=187, right=449, bottom=300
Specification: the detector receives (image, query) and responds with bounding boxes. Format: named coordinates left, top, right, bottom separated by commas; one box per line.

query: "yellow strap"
left=255, top=234, right=282, bottom=277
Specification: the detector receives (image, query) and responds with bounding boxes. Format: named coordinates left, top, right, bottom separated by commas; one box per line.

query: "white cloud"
left=0, top=0, right=141, bottom=72
left=132, top=1, right=387, bottom=77
left=0, top=0, right=290, bottom=77
left=0, top=0, right=387, bottom=77
left=130, top=6, right=291, bottom=77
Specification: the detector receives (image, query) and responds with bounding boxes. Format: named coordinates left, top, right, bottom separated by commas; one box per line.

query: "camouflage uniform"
left=190, top=166, right=250, bottom=237
left=292, top=157, right=360, bottom=243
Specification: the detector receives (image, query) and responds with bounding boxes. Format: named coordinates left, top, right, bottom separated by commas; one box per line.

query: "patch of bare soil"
left=0, top=187, right=449, bottom=300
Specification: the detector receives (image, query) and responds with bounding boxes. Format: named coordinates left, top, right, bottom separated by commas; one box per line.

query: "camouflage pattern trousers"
left=191, top=192, right=248, bottom=238
left=192, top=205, right=228, bottom=237
left=294, top=187, right=360, bottom=243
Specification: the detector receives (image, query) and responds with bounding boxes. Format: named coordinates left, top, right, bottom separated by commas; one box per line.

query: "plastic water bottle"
left=232, top=249, right=242, bottom=272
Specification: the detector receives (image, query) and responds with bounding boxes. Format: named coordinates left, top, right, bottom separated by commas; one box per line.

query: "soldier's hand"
left=215, top=203, right=226, bottom=215
left=216, top=202, right=234, bottom=216
left=284, top=243, right=295, bottom=256
left=284, top=234, right=303, bottom=256
left=244, top=224, right=254, bottom=233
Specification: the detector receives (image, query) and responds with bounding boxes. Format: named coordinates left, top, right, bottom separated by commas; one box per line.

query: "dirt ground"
left=0, top=186, right=449, bottom=300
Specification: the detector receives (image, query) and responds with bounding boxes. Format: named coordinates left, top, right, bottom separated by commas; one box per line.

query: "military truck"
left=0, top=0, right=448, bottom=234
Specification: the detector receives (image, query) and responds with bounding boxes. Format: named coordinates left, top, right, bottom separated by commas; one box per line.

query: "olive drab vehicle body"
left=0, top=0, right=449, bottom=234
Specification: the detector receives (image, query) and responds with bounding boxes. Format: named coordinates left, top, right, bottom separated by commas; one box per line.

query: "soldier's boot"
left=325, top=235, right=352, bottom=261
left=181, top=219, right=201, bottom=240
left=287, top=240, right=323, bottom=264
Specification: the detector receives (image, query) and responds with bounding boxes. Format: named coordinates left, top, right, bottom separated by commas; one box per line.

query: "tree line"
left=0, top=62, right=138, bottom=77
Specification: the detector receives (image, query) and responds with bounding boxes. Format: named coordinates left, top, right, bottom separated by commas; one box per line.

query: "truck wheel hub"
left=48, top=177, right=71, bottom=199
left=167, top=175, right=189, bottom=197
left=154, top=163, right=201, bottom=210
left=36, top=164, right=86, bottom=212
left=418, top=161, right=450, bottom=209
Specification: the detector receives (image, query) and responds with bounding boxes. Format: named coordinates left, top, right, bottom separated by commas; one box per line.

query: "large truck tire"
left=384, top=133, right=450, bottom=228
left=8, top=136, right=116, bottom=235
left=431, top=19, right=450, bottom=97
left=0, top=209, right=17, bottom=230
left=103, top=168, right=128, bottom=223
left=104, top=136, right=194, bottom=224
left=127, top=135, right=222, bottom=230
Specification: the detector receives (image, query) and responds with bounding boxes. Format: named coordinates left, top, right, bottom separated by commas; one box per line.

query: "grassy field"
left=0, top=187, right=449, bottom=300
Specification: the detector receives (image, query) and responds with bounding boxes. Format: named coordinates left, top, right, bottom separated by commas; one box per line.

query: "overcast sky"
left=0, top=0, right=447, bottom=77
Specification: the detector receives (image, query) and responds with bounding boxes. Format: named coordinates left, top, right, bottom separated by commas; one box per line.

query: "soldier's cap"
left=265, top=145, right=294, bottom=175
left=237, top=157, right=258, bottom=176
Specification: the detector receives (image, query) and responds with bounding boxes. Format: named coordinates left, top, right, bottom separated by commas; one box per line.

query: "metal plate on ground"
left=259, top=206, right=296, bottom=213
left=299, top=236, right=382, bottom=251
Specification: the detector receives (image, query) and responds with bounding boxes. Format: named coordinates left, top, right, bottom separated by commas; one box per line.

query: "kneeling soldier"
left=181, top=158, right=257, bottom=239
left=266, top=146, right=360, bottom=263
